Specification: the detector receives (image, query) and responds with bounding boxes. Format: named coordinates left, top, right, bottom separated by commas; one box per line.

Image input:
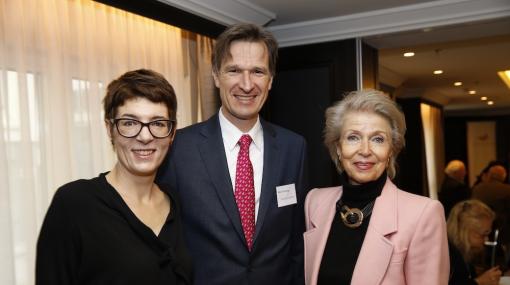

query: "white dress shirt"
left=219, top=108, right=264, bottom=222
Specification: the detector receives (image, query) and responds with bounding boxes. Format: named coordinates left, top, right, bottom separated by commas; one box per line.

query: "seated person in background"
left=439, top=160, right=470, bottom=217
left=447, top=200, right=502, bottom=285
left=472, top=165, right=510, bottom=252
left=36, top=69, right=192, bottom=285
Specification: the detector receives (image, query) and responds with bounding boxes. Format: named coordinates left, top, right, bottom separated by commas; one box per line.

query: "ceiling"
left=159, top=0, right=510, bottom=115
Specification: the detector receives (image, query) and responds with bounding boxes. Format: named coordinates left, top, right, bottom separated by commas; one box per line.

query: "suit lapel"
left=352, top=179, right=399, bottom=285
left=305, top=188, right=342, bottom=285
left=253, top=120, right=280, bottom=243
left=198, top=115, right=245, bottom=241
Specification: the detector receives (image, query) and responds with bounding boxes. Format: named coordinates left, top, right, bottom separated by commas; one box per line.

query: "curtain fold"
left=420, top=103, right=445, bottom=200
left=0, top=0, right=215, bottom=284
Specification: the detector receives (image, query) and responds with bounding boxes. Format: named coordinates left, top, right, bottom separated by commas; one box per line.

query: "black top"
left=447, top=241, right=477, bottom=285
left=36, top=173, right=192, bottom=285
left=317, top=172, right=386, bottom=285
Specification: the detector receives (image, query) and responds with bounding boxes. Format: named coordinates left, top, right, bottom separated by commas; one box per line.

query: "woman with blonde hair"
left=304, top=89, right=449, bottom=284
left=447, top=199, right=502, bottom=285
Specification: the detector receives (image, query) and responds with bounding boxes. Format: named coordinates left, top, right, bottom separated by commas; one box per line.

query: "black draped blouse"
left=36, top=172, right=192, bottom=285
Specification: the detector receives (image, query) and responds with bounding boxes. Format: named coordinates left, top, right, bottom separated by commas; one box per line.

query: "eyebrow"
left=344, top=129, right=389, bottom=136
left=117, top=113, right=169, bottom=120
left=223, top=64, right=268, bottom=72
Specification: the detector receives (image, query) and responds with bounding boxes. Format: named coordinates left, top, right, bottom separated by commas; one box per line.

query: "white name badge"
left=276, top=183, right=297, bottom=207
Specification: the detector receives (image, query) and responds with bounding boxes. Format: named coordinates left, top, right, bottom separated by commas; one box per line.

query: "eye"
left=372, top=136, right=385, bottom=144
left=120, top=119, right=139, bottom=127
left=150, top=121, right=167, bottom=128
left=251, top=69, right=267, bottom=77
left=346, top=134, right=360, bottom=142
left=225, top=67, right=241, bottom=74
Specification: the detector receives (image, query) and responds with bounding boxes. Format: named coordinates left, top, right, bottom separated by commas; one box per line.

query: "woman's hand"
left=475, top=266, right=502, bottom=285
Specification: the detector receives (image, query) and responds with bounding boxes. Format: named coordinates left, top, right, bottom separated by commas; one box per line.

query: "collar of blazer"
left=306, top=178, right=400, bottom=285
left=308, top=177, right=398, bottom=236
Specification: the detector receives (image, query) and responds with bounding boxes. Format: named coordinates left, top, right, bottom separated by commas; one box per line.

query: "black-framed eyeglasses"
left=110, top=118, right=175, bottom=138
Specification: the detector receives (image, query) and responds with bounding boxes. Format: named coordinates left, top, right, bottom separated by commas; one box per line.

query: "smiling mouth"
left=132, top=149, right=156, bottom=157
left=234, top=94, right=257, bottom=101
left=354, top=162, right=375, bottom=170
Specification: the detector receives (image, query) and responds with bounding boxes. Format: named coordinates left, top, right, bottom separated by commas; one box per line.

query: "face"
left=213, top=40, right=273, bottom=131
left=468, top=218, right=492, bottom=251
left=337, top=111, right=392, bottom=185
left=106, top=97, right=173, bottom=177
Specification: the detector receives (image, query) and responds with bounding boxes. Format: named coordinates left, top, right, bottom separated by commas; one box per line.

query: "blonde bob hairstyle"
left=447, top=200, right=495, bottom=262
left=323, top=89, right=406, bottom=179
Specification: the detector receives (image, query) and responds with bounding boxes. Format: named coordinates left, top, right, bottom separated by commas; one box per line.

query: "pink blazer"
left=304, top=178, right=449, bottom=285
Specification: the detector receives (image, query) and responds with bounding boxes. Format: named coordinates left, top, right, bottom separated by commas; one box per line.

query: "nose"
left=359, top=139, right=371, bottom=156
left=136, top=125, right=154, bottom=143
left=239, top=70, right=254, bottom=92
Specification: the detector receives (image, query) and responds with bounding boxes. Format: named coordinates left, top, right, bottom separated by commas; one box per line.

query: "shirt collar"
left=219, top=107, right=263, bottom=152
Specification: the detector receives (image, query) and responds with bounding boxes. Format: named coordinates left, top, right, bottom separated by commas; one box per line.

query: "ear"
left=212, top=71, right=220, bottom=88
left=268, top=75, right=273, bottom=91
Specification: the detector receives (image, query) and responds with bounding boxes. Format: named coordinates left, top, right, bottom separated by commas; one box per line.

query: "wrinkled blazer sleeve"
left=404, top=200, right=450, bottom=285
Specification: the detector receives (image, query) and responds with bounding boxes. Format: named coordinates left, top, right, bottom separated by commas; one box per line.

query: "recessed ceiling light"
left=468, top=90, right=477, bottom=95
left=433, top=70, right=443, bottom=75
left=488, top=101, right=494, bottom=105
left=403, top=52, right=415, bottom=57
left=454, top=82, right=462, bottom=86
left=481, top=96, right=488, bottom=101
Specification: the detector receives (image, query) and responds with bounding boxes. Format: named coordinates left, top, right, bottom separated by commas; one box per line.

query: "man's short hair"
left=212, top=23, right=278, bottom=76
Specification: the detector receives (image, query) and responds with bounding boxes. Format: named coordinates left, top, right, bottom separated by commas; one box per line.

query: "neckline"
left=99, top=172, right=173, bottom=238
left=340, top=171, right=387, bottom=205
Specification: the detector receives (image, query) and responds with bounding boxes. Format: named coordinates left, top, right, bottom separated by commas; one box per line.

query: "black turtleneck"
left=317, top=171, right=387, bottom=285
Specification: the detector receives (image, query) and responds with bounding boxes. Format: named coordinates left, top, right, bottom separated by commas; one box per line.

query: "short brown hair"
left=212, top=23, right=278, bottom=76
left=324, top=89, right=406, bottom=179
left=103, top=69, right=177, bottom=121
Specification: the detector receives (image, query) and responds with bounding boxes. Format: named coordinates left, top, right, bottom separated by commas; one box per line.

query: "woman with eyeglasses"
left=447, top=200, right=502, bottom=285
left=36, top=69, right=192, bottom=285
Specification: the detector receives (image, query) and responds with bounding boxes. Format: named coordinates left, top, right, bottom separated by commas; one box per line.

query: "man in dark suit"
left=438, top=160, right=470, bottom=217
left=158, top=23, right=308, bottom=285
left=472, top=165, right=510, bottom=249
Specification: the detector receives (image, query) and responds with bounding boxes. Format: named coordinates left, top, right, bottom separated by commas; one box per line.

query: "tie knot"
left=238, top=134, right=252, bottom=150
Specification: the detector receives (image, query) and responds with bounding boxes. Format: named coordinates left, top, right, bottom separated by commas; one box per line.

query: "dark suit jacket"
left=472, top=181, right=510, bottom=245
left=438, top=175, right=471, bottom=217
left=157, top=114, right=308, bottom=285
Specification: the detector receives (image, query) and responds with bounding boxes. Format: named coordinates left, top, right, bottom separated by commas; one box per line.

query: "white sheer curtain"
left=0, top=0, right=215, bottom=284
left=420, top=103, right=445, bottom=200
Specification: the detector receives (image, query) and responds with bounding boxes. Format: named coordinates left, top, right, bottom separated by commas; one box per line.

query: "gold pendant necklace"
left=337, top=200, right=375, bottom=228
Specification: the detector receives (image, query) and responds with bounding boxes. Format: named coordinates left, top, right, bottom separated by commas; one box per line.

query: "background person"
left=472, top=165, right=510, bottom=252
left=36, top=69, right=192, bottom=285
left=473, top=160, right=507, bottom=187
left=439, top=159, right=471, bottom=217
left=447, top=200, right=502, bottom=285
left=304, top=90, right=449, bottom=285
left=157, top=23, right=308, bottom=285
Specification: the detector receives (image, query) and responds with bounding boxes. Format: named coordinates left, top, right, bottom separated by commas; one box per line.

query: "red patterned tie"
left=235, top=134, right=255, bottom=251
